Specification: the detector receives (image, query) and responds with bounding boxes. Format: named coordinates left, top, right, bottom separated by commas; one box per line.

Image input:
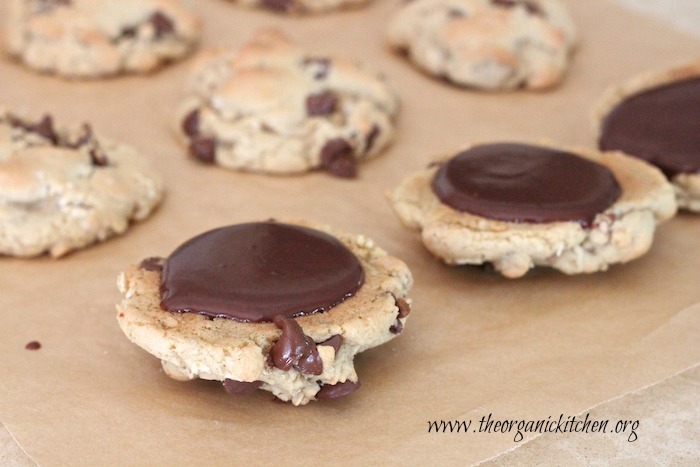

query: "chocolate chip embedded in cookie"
left=175, top=29, right=399, bottom=178
left=386, top=0, right=577, bottom=91
left=116, top=220, right=413, bottom=405
left=388, top=143, right=676, bottom=278
left=0, top=108, right=164, bottom=258
left=6, top=0, right=201, bottom=79
left=226, top=0, right=373, bottom=15
left=596, top=59, right=700, bottom=213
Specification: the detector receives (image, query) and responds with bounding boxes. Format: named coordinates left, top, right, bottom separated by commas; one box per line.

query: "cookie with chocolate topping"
left=116, top=220, right=413, bottom=405
left=6, top=0, right=201, bottom=79
left=388, top=142, right=676, bottom=278
left=0, top=108, right=163, bottom=257
left=596, top=59, right=700, bottom=212
left=175, top=29, right=399, bottom=178
left=386, top=0, right=577, bottom=90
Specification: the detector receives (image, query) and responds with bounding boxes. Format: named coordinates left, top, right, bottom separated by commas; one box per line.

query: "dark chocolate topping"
left=160, top=222, right=364, bottom=322
left=599, top=77, right=700, bottom=177
left=319, top=334, right=343, bottom=353
left=223, top=379, right=262, bottom=396
left=270, top=316, right=323, bottom=375
left=316, top=380, right=361, bottom=400
left=431, top=143, right=622, bottom=227
left=140, top=257, right=165, bottom=272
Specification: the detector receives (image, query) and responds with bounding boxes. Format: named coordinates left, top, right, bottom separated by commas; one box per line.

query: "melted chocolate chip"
left=89, top=147, right=109, bottom=167
left=159, top=222, right=365, bottom=323
left=303, top=57, right=331, bottom=80
left=30, top=115, right=58, bottom=144
left=139, top=257, right=165, bottom=272
left=431, top=144, right=622, bottom=227
left=150, top=11, right=175, bottom=38
left=365, top=125, right=380, bottom=153
left=599, top=77, right=700, bottom=177
left=189, top=137, right=217, bottom=163
left=11, top=115, right=58, bottom=144
left=25, top=341, right=41, bottom=350
left=396, top=298, right=411, bottom=318
left=316, top=380, right=361, bottom=400
left=390, top=319, right=404, bottom=334
left=223, top=379, right=262, bottom=396
left=491, top=0, right=544, bottom=16
left=306, top=91, right=338, bottom=116
left=182, top=110, right=200, bottom=138
left=320, top=139, right=356, bottom=178
left=270, top=316, right=323, bottom=375
left=319, top=334, right=343, bottom=353
left=261, top=0, right=294, bottom=12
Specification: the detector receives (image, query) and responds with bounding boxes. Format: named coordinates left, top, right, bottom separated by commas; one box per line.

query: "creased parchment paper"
left=0, top=1, right=698, bottom=465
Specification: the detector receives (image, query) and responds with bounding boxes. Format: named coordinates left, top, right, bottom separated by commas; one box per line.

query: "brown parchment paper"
left=0, top=1, right=699, bottom=465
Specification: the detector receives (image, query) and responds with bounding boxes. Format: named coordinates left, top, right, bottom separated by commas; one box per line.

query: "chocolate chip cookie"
left=386, top=0, right=577, bottom=91
left=176, top=29, right=399, bottom=178
left=388, top=143, right=676, bottom=278
left=596, top=59, right=700, bottom=212
left=6, top=0, right=201, bottom=78
left=117, top=220, right=413, bottom=405
left=0, top=108, right=164, bottom=257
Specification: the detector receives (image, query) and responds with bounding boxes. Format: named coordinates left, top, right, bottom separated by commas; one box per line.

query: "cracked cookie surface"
left=0, top=108, right=164, bottom=257
left=117, top=220, right=413, bottom=405
left=176, top=29, right=399, bottom=178
left=386, top=0, right=576, bottom=91
left=388, top=144, right=676, bottom=278
left=6, top=0, right=201, bottom=78
left=596, top=59, right=700, bottom=213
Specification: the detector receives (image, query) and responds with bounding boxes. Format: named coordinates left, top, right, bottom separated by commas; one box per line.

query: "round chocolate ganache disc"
left=599, top=77, right=700, bottom=177
left=431, top=143, right=622, bottom=226
left=160, top=222, right=365, bottom=323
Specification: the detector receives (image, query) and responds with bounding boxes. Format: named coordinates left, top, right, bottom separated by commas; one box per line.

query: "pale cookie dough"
left=176, top=29, right=399, bottom=178
left=386, top=0, right=576, bottom=91
left=226, top=0, right=372, bottom=14
left=116, top=221, right=413, bottom=406
left=388, top=145, right=677, bottom=278
left=595, top=60, right=700, bottom=212
left=6, top=0, right=201, bottom=79
left=0, top=109, right=164, bottom=257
